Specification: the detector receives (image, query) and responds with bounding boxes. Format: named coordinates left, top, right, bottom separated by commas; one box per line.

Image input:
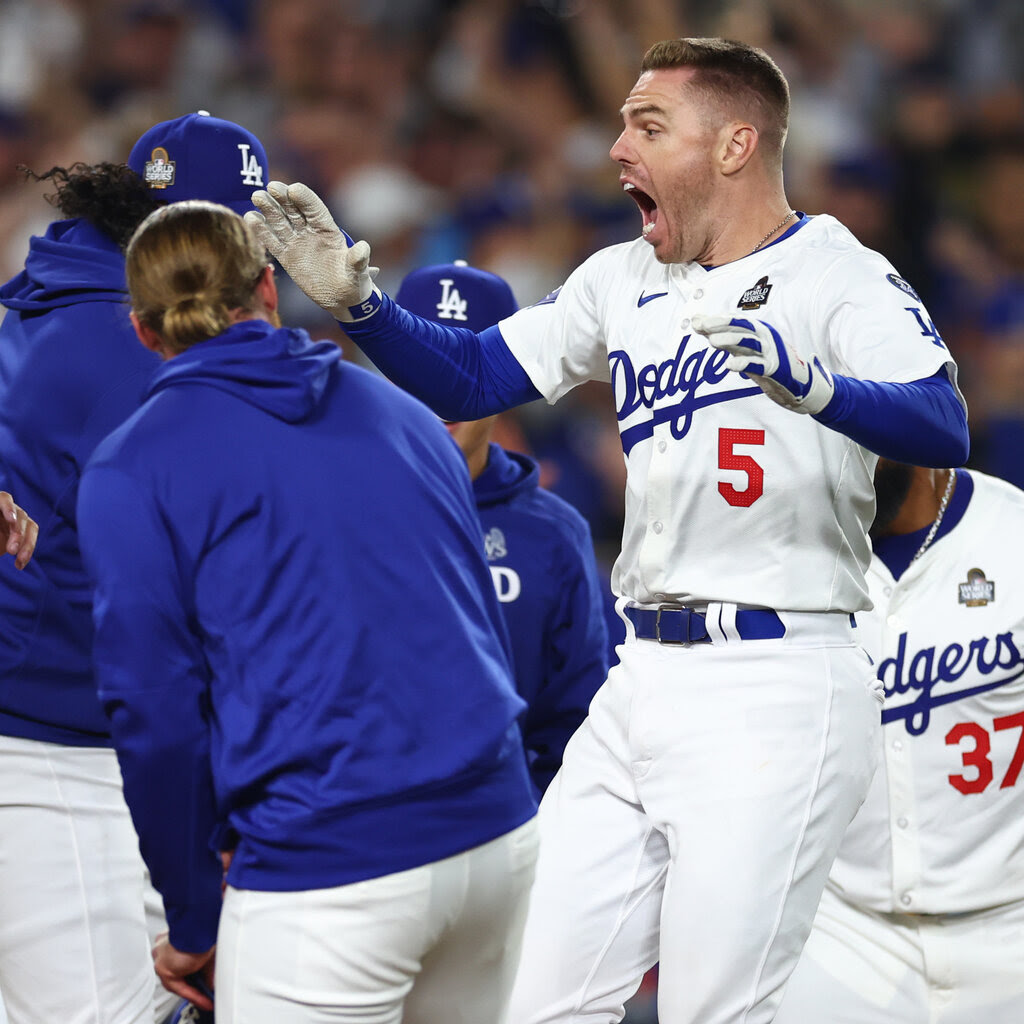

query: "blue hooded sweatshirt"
left=77, top=321, right=536, bottom=952
left=471, top=443, right=608, bottom=796
left=0, top=218, right=160, bottom=745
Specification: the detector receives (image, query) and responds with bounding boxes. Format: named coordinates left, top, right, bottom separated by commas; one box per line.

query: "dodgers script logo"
left=611, top=333, right=762, bottom=455
left=238, top=143, right=264, bottom=187
left=435, top=279, right=469, bottom=322
left=880, top=630, right=1024, bottom=735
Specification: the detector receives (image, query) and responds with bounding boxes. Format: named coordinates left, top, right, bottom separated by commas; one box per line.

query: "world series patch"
left=142, top=147, right=175, bottom=189
left=738, top=276, right=772, bottom=310
left=959, top=568, right=995, bottom=606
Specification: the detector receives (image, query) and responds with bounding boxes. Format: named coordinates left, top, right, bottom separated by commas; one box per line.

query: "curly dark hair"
left=21, top=162, right=163, bottom=250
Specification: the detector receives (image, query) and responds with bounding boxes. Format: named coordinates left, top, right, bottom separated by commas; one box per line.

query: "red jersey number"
left=718, top=428, right=765, bottom=507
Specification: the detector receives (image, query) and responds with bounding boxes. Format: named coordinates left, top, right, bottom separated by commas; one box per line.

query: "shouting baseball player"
left=249, top=37, right=969, bottom=1024
left=774, top=460, right=1024, bottom=1023
left=396, top=261, right=609, bottom=797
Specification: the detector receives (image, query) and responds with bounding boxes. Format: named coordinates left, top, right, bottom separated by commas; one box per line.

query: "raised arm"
left=246, top=183, right=540, bottom=420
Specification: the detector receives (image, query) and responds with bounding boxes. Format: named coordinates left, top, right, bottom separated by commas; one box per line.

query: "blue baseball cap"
left=395, top=261, right=518, bottom=332
left=127, top=110, right=268, bottom=216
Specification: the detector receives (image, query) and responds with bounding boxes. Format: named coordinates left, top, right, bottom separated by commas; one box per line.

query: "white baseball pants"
left=213, top=817, right=539, bottom=1023
left=0, top=735, right=168, bottom=1024
left=774, top=884, right=1024, bottom=1024
left=504, top=609, right=883, bottom=1023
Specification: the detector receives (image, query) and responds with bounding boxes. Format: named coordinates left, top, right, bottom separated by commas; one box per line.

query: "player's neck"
left=706, top=189, right=794, bottom=265
left=880, top=467, right=955, bottom=537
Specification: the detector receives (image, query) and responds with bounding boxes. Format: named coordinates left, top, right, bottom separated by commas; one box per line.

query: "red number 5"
left=718, top=428, right=765, bottom=507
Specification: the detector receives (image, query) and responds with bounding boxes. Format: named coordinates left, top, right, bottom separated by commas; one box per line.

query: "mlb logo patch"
left=143, top=147, right=175, bottom=189
left=958, top=568, right=995, bottom=607
left=738, top=276, right=772, bottom=310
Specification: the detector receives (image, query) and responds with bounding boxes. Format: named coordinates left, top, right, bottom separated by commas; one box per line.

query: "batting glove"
left=691, top=314, right=836, bottom=415
left=246, top=182, right=381, bottom=322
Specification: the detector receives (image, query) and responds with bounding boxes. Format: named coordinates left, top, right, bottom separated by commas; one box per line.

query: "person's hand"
left=246, top=182, right=381, bottom=322
left=152, top=933, right=215, bottom=1011
left=0, top=492, right=38, bottom=569
left=692, top=314, right=836, bottom=415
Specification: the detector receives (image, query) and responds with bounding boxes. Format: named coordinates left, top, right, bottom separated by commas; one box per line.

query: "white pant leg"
left=507, top=636, right=882, bottom=1024
left=775, top=886, right=1024, bottom=1024
left=214, top=819, right=538, bottom=1024
left=504, top=660, right=669, bottom=1024
left=0, top=736, right=155, bottom=1024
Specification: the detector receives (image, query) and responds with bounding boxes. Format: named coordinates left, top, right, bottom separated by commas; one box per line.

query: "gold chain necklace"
left=750, top=211, right=795, bottom=255
left=911, top=469, right=956, bottom=563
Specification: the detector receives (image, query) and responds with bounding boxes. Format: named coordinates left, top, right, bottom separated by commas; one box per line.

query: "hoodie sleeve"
left=77, top=462, right=223, bottom=953
left=522, top=515, right=609, bottom=796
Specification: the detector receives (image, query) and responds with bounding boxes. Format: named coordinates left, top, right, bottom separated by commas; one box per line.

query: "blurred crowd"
left=1, top=0, right=1022, bottom=583
left=2, top=2, right=1019, bottom=1021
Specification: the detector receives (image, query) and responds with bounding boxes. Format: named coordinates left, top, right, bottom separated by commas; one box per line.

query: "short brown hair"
left=641, top=38, right=790, bottom=161
left=126, top=200, right=267, bottom=353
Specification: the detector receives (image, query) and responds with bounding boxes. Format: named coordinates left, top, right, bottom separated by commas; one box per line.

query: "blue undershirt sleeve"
left=813, top=368, right=969, bottom=467
left=342, top=295, right=541, bottom=420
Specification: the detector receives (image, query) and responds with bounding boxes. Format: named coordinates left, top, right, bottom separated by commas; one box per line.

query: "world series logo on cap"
left=143, top=147, right=175, bottom=189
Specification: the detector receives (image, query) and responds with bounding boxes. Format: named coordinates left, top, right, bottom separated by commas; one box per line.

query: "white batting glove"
left=245, top=182, right=381, bottom=322
left=692, top=314, right=836, bottom=415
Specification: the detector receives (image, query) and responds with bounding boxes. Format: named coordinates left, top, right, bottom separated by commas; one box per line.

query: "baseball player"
left=0, top=113, right=270, bottom=1024
left=774, top=461, right=1024, bottom=1024
left=76, top=200, right=538, bottom=1024
left=396, top=261, right=609, bottom=796
left=248, top=36, right=969, bottom=1024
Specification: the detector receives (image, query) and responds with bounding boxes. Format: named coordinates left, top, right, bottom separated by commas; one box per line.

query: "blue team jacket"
left=77, top=321, right=536, bottom=952
left=0, top=218, right=160, bottom=745
left=473, top=443, right=608, bottom=795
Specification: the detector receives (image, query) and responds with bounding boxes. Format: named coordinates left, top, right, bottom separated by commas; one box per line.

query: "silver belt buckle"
left=655, top=603, right=686, bottom=644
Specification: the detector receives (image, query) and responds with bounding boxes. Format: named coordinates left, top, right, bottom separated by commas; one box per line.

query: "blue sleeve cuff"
left=814, top=369, right=969, bottom=466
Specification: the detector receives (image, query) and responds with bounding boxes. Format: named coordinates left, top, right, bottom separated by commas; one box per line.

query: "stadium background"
left=2, top=1, right=1023, bottom=1020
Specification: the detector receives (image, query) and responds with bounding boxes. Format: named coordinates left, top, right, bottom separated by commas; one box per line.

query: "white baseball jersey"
left=828, top=469, right=1024, bottom=915
left=499, top=215, right=962, bottom=613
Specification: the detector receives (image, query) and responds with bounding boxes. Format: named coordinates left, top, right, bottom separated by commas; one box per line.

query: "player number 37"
left=947, top=711, right=1024, bottom=794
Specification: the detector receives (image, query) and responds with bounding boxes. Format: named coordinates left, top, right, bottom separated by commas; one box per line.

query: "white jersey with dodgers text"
left=498, top=215, right=962, bottom=613
left=827, top=470, right=1024, bottom=915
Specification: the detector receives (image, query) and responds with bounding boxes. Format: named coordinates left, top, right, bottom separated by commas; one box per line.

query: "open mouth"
left=623, top=182, right=658, bottom=237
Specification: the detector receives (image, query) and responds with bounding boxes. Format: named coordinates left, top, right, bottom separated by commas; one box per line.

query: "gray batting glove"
left=692, top=314, right=836, bottom=415
left=245, top=182, right=382, bottom=323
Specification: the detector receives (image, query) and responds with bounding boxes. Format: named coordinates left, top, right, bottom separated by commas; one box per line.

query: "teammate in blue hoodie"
left=77, top=201, right=539, bottom=1024
left=396, top=262, right=609, bottom=797
left=0, top=113, right=271, bottom=1024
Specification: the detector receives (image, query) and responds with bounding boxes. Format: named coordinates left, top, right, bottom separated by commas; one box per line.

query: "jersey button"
left=883, top=586, right=893, bottom=597
left=681, top=318, right=691, bottom=329
left=900, top=893, right=912, bottom=907
left=652, top=521, right=664, bottom=534
left=886, top=615, right=901, bottom=629
left=657, top=440, right=667, bottom=453
left=694, top=288, right=704, bottom=299
left=897, top=816, right=908, bottom=829
left=892, top=740, right=904, bottom=753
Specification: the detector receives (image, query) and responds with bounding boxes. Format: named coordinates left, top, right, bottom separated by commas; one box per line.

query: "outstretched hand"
left=0, top=492, right=38, bottom=569
left=692, top=315, right=836, bottom=415
left=246, top=182, right=381, bottom=322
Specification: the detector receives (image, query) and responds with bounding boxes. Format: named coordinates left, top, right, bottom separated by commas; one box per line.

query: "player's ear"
left=720, top=122, right=758, bottom=176
left=130, top=311, right=170, bottom=359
